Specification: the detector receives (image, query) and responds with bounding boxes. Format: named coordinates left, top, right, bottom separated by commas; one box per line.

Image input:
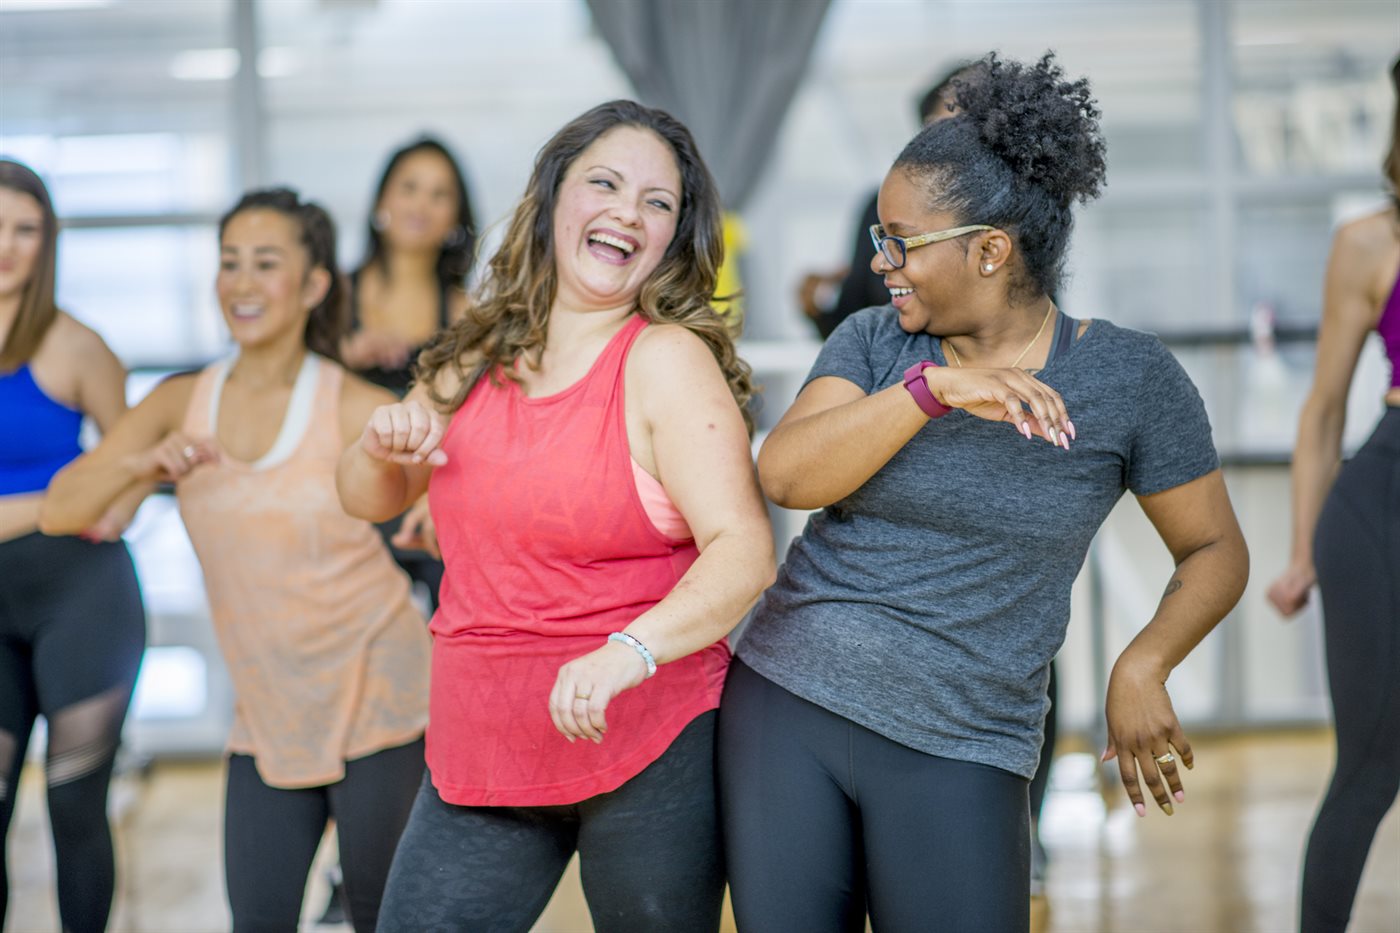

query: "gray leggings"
left=719, top=660, right=1030, bottom=933
left=1301, top=406, right=1400, bottom=933
left=377, top=711, right=723, bottom=933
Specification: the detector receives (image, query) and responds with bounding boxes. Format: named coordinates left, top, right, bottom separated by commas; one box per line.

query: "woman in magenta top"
left=337, top=100, right=774, bottom=931
left=1267, top=57, right=1400, bottom=933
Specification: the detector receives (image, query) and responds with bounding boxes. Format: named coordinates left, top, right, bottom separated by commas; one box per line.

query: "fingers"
left=148, top=433, right=218, bottom=480
left=1113, top=733, right=1194, bottom=817
left=362, top=402, right=448, bottom=466
left=1115, top=753, right=1148, bottom=818
left=548, top=676, right=608, bottom=744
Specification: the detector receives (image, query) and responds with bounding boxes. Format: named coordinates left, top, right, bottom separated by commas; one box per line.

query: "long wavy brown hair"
left=0, top=160, right=60, bottom=372
left=416, top=99, right=754, bottom=433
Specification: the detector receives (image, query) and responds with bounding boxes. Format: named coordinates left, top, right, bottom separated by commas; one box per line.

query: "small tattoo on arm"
left=1162, top=579, right=1183, bottom=599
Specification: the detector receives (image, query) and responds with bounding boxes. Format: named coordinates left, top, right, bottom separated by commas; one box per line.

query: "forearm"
left=336, top=444, right=411, bottom=522
left=1286, top=397, right=1346, bottom=567
left=40, top=456, right=148, bottom=535
left=622, top=528, right=777, bottom=665
left=1115, top=532, right=1249, bottom=682
left=759, top=383, right=927, bottom=509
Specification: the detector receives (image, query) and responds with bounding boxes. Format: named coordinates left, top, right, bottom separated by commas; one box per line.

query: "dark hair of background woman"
left=896, top=51, right=1107, bottom=303
left=417, top=99, right=754, bottom=432
left=218, top=187, right=349, bottom=364
left=361, top=137, right=477, bottom=292
left=0, top=159, right=60, bottom=370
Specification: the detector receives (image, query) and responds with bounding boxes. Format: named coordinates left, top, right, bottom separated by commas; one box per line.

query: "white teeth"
left=889, top=287, right=914, bottom=297
left=588, top=232, right=636, bottom=254
left=232, top=304, right=264, bottom=319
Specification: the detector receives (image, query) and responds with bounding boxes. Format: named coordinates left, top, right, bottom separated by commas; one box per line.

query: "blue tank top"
left=0, top=363, right=84, bottom=495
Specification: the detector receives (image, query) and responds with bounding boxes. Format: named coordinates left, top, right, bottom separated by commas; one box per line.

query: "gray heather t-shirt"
left=737, top=307, right=1220, bottom=779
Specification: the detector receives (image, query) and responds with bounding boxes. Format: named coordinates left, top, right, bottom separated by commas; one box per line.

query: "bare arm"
left=1104, top=470, right=1249, bottom=816
left=1268, top=219, right=1388, bottom=615
left=336, top=380, right=446, bottom=522
left=550, top=326, right=776, bottom=742
left=69, top=318, right=153, bottom=540
left=40, top=375, right=202, bottom=535
left=758, top=366, right=1071, bottom=511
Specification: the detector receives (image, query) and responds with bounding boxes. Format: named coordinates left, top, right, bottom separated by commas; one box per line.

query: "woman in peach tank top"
left=339, top=101, right=775, bottom=932
left=43, top=189, right=430, bottom=933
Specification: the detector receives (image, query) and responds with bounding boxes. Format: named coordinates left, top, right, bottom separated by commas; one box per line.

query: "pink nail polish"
left=1067, top=420, right=1077, bottom=440
left=1174, top=790, right=1185, bottom=802
left=1134, top=803, right=1146, bottom=817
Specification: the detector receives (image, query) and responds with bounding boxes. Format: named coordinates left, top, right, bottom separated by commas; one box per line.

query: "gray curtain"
left=585, top=0, right=833, bottom=210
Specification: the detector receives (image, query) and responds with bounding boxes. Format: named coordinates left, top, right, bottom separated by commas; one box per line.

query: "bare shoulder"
left=629, top=322, right=719, bottom=380
left=1333, top=207, right=1400, bottom=256
left=45, top=311, right=116, bottom=362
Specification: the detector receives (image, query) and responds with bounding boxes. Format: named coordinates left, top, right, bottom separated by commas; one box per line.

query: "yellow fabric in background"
left=715, top=211, right=746, bottom=324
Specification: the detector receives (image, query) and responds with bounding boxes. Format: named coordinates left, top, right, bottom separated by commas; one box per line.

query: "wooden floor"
left=7, top=730, right=1398, bottom=933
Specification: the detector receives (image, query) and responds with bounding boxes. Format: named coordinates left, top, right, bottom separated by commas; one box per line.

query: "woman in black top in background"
left=342, top=136, right=477, bottom=608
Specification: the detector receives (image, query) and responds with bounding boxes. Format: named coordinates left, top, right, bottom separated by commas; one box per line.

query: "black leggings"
left=378, top=711, right=723, bottom=933
left=1301, top=406, right=1400, bottom=933
left=224, top=736, right=424, bottom=933
left=719, top=660, right=1030, bottom=933
left=0, top=532, right=145, bottom=933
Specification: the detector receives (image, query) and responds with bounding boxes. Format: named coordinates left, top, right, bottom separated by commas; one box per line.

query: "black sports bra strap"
left=1049, top=310, right=1078, bottom=362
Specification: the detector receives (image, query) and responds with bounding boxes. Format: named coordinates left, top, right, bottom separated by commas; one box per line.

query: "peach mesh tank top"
left=177, top=354, right=430, bottom=788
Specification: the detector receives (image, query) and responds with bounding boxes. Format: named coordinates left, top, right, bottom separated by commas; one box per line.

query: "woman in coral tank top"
left=42, top=189, right=430, bottom=933
left=338, top=100, right=775, bottom=932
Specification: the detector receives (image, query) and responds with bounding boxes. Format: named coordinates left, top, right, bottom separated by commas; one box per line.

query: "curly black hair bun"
left=952, top=52, right=1107, bottom=208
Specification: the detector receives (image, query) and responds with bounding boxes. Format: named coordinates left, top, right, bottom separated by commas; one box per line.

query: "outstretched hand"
left=361, top=400, right=449, bottom=467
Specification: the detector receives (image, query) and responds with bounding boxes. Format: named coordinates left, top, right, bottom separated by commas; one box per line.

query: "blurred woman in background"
left=42, top=188, right=430, bottom=933
left=1267, top=56, right=1400, bottom=933
left=0, top=159, right=146, bottom=933
left=342, top=136, right=477, bottom=610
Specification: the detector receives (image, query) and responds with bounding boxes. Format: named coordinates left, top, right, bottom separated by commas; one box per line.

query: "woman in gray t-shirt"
left=719, top=52, right=1249, bottom=932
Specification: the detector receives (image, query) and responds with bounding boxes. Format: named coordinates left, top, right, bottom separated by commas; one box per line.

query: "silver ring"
left=181, top=445, right=197, bottom=460
left=1154, top=752, right=1175, bottom=765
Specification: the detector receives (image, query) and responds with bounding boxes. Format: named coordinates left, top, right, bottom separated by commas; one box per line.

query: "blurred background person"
left=0, top=159, right=146, bottom=933
left=1267, top=55, right=1400, bottom=933
left=41, top=188, right=431, bottom=933
left=344, top=135, right=478, bottom=612
left=796, top=62, right=977, bottom=339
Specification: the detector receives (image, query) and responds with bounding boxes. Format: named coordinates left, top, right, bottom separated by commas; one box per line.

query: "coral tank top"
left=426, top=315, right=729, bottom=806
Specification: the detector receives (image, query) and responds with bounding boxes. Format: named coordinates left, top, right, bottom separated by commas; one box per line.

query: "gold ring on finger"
left=575, top=692, right=591, bottom=701
left=1154, top=752, right=1175, bottom=765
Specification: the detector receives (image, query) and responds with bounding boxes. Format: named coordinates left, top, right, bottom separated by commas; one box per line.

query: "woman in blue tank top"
left=0, top=160, right=146, bottom=932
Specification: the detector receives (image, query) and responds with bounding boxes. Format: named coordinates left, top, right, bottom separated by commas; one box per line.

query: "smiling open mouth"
left=587, top=231, right=638, bottom=263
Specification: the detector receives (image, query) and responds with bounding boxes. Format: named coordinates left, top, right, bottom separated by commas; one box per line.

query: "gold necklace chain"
left=944, top=305, right=1056, bottom=370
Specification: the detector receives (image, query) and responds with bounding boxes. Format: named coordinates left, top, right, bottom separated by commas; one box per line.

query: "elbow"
left=757, top=454, right=826, bottom=512
left=38, top=490, right=81, bottom=537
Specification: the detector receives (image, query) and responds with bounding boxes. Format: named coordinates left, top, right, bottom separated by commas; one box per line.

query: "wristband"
left=902, top=360, right=951, bottom=418
left=608, top=631, right=657, bottom=678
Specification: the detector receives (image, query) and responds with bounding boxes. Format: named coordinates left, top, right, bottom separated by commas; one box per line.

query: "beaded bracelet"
left=608, top=631, right=657, bottom=678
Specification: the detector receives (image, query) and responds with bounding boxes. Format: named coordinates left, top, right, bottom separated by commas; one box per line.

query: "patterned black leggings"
left=377, top=712, right=723, bottom=933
